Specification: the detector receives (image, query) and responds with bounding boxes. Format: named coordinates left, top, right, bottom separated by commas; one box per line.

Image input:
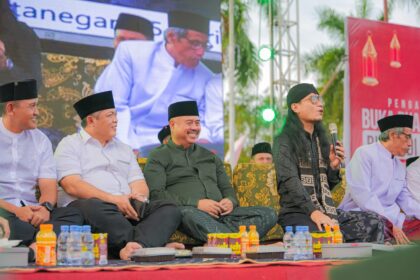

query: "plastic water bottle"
left=57, top=225, right=69, bottom=266
left=293, top=226, right=305, bottom=261
left=81, top=225, right=95, bottom=266
left=283, top=226, right=294, bottom=260
left=67, top=225, right=82, bottom=266
left=303, top=226, right=313, bottom=260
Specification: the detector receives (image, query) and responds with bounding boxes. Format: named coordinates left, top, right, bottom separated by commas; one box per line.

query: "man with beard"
left=144, top=101, right=277, bottom=242
left=94, top=10, right=214, bottom=153
left=273, top=83, right=384, bottom=243
left=55, top=91, right=183, bottom=260
left=339, top=114, right=420, bottom=244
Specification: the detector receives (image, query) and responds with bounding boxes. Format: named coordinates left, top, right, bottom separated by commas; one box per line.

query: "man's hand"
left=130, top=193, right=149, bottom=203
left=219, top=198, right=233, bottom=216
left=0, top=217, right=10, bottom=239
left=393, top=225, right=411, bottom=245
left=329, top=141, right=345, bottom=170
left=0, top=40, right=8, bottom=70
left=197, top=199, right=224, bottom=218
left=310, top=210, right=336, bottom=231
left=30, top=206, right=50, bottom=227
left=111, top=195, right=139, bottom=221
left=14, top=206, right=35, bottom=223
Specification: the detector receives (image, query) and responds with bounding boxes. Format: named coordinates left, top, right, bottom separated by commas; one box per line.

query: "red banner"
left=345, top=17, right=420, bottom=157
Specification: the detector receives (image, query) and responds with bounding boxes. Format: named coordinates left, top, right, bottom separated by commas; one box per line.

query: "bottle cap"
left=249, top=225, right=256, bottom=230
left=239, top=225, right=246, bottom=232
left=70, top=225, right=79, bottom=231
left=61, top=225, right=69, bottom=232
left=285, top=226, right=293, bottom=232
left=82, top=225, right=91, bottom=232
left=40, top=224, right=53, bottom=231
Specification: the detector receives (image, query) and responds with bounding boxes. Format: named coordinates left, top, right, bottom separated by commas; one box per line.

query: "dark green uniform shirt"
left=144, top=140, right=238, bottom=208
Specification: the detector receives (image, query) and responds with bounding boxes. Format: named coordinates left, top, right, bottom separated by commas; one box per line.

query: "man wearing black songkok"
left=0, top=79, right=83, bottom=261
left=158, top=125, right=171, bottom=144
left=54, top=91, right=183, bottom=260
left=94, top=10, right=216, bottom=154
left=144, top=101, right=277, bottom=243
left=0, top=0, right=42, bottom=87
left=340, top=114, right=420, bottom=244
left=273, top=83, right=385, bottom=243
left=251, top=142, right=273, bottom=164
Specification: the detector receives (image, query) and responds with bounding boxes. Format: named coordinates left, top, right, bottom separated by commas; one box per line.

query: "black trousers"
left=278, top=209, right=385, bottom=243
left=0, top=206, right=84, bottom=246
left=69, top=198, right=181, bottom=258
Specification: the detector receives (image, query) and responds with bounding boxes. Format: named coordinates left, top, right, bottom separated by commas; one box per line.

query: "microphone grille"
left=329, top=123, right=338, bottom=133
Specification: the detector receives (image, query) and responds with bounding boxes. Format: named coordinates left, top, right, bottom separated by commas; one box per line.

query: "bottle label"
left=36, top=244, right=56, bottom=266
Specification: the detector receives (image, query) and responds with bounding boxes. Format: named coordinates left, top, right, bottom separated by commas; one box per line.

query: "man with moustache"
left=144, top=101, right=277, bottom=242
left=273, top=83, right=384, bottom=243
left=95, top=13, right=154, bottom=90
left=95, top=10, right=215, bottom=153
left=339, top=114, right=420, bottom=244
left=0, top=79, right=83, bottom=258
left=55, top=91, right=182, bottom=260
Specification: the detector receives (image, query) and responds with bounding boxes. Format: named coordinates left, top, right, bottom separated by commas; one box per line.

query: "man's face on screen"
left=169, top=30, right=208, bottom=68
left=171, top=116, right=201, bottom=146
left=113, top=29, right=149, bottom=48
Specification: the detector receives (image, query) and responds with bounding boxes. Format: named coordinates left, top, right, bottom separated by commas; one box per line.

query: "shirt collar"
left=79, top=128, right=115, bottom=147
left=0, top=117, right=24, bottom=138
left=168, top=138, right=195, bottom=151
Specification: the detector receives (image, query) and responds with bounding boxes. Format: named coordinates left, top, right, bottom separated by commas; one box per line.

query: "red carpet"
left=2, top=259, right=351, bottom=280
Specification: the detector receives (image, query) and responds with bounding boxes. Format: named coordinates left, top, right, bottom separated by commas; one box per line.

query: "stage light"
left=257, top=45, right=274, bottom=61
left=262, top=107, right=276, bottom=122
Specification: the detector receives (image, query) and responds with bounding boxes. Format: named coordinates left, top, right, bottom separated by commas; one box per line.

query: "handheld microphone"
left=329, top=123, right=338, bottom=155
left=328, top=123, right=343, bottom=168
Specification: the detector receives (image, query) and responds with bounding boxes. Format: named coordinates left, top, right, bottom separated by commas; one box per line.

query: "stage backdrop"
left=3, top=0, right=223, bottom=157
left=344, top=17, right=420, bottom=158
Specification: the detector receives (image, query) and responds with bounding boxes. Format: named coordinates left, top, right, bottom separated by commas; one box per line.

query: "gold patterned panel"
left=138, top=157, right=148, bottom=170
left=233, top=163, right=283, bottom=241
left=224, top=163, right=232, bottom=184
left=331, top=168, right=346, bottom=207
left=38, top=52, right=110, bottom=140
left=169, top=230, right=201, bottom=245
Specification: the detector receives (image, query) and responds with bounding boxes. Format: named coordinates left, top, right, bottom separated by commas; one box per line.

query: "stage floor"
left=1, top=258, right=352, bottom=280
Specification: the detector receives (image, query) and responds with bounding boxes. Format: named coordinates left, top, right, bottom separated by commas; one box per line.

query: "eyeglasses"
left=182, top=37, right=212, bottom=51
left=302, top=94, right=323, bottom=105
left=400, top=132, right=412, bottom=140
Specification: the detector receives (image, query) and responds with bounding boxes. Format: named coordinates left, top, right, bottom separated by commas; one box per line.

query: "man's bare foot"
left=165, top=242, right=185, bottom=249
left=119, top=242, right=142, bottom=260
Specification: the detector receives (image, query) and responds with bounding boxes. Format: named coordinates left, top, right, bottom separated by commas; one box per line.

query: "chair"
left=232, top=163, right=284, bottom=241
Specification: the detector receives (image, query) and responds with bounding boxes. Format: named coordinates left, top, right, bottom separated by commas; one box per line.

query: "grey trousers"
left=179, top=206, right=277, bottom=243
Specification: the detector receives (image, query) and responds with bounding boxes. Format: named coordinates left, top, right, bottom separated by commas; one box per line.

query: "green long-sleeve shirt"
left=144, top=140, right=238, bottom=208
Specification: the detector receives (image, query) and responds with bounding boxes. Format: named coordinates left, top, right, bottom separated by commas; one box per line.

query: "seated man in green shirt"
left=144, top=101, right=277, bottom=242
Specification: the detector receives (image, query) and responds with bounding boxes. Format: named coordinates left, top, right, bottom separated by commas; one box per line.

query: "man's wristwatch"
left=41, top=202, right=54, bottom=212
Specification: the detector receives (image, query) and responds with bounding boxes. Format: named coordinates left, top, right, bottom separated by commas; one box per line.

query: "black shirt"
left=272, top=131, right=340, bottom=217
